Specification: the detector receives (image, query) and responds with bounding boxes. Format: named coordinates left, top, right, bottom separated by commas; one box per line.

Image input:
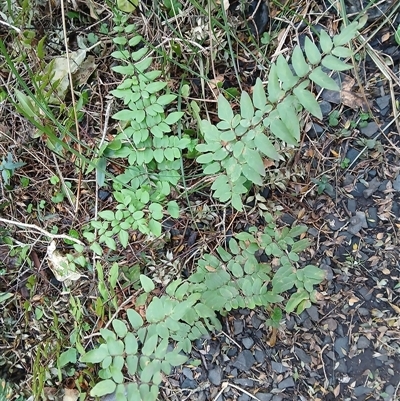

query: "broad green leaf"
left=218, top=94, right=234, bottom=122
left=164, top=351, right=188, bottom=366
left=252, top=78, right=267, bottom=110
left=322, top=55, right=352, bottom=71
left=319, top=30, right=333, bottom=53
left=58, top=348, right=77, bottom=368
left=127, top=309, right=143, bottom=329
left=332, top=46, right=353, bottom=58
left=112, top=319, right=128, bottom=339
left=276, top=54, right=299, bottom=90
left=267, top=64, right=282, bottom=103
left=140, top=274, right=155, bottom=293
left=240, top=91, right=254, bottom=120
left=254, top=133, right=280, bottom=160
left=81, top=344, right=109, bottom=363
left=127, top=355, right=138, bottom=375
left=309, top=67, right=339, bottom=91
left=14, top=88, right=37, bottom=117
left=167, top=201, right=179, bottom=218
left=140, top=359, right=161, bottom=383
left=157, top=94, right=176, bottom=105
left=396, top=26, right=400, bottom=46
left=148, top=218, right=162, bottom=237
left=243, top=148, right=265, bottom=176
left=90, top=380, right=116, bottom=397
left=285, top=289, right=310, bottom=313
left=333, top=20, right=359, bottom=46
left=203, top=162, right=221, bottom=175
left=277, top=99, right=300, bottom=142
left=146, top=81, right=167, bottom=93
left=154, top=337, right=169, bottom=359
left=142, top=334, right=159, bottom=356
left=293, top=87, right=322, bottom=119
left=231, top=193, right=243, bottom=211
left=270, top=118, right=297, bottom=145
left=124, top=332, right=138, bottom=355
left=107, top=339, right=124, bottom=356
left=197, top=153, right=216, bottom=164
left=119, top=229, right=129, bottom=248
left=304, top=36, right=321, bottom=65
left=242, top=165, right=262, bottom=185
left=165, top=111, right=184, bottom=125
left=303, top=264, right=326, bottom=281
left=146, top=297, right=165, bottom=323
left=112, top=109, right=133, bottom=121
left=291, top=45, right=309, bottom=77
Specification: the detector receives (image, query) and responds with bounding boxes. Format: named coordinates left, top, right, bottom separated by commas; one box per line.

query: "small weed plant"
left=77, top=15, right=365, bottom=401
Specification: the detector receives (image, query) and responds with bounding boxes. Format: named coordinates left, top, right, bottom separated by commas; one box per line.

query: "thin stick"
left=0, top=217, right=85, bottom=246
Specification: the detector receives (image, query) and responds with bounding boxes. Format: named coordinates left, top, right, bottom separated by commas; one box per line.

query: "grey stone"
left=254, top=349, right=266, bottom=364
left=242, top=337, right=254, bottom=349
left=233, top=378, right=254, bottom=387
left=320, top=100, right=332, bottom=117
left=306, top=305, right=319, bottom=322
left=346, top=148, right=361, bottom=165
left=326, top=214, right=346, bottom=231
left=353, top=386, right=373, bottom=397
left=348, top=212, right=368, bottom=235
left=233, top=350, right=256, bottom=371
left=360, top=121, right=379, bottom=138
left=347, top=198, right=357, bottom=213
left=358, top=286, right=373, bottom=301
left=208, top=367, right=222, bottom=386
left=294, top=347, right=312, bottom=364
left=256, top=394, right=273, bottom=401
left=271, top=361, right=289, bottom=373
left=367, top=207, right=378, bottom=228
left=393, top=175, right=400, bottom=191
left=363, top=177, right=381, bottom=198
left=181, top=378, right=197, bottom=389
left=378, top=179, right=389, bottom=192
left=182, top=367, right=194, bottom=380
left=358, top=307, right=370, bottom=317
left=251, top=314, right=263, bottom=329
left=278, top=377, right=295, bottom=389
left=238, top=394, right=251, bottom=401
left=376, top=95, right=390, bottom=110
left=234, top=319, right=244, bottom=335
left=271, top=396, right=283, bottom=401
left=334, top=337, right=349, bottom=358
left=357, top=336, right=370, bottom=349
left=350, top=182, right=367, bottom=197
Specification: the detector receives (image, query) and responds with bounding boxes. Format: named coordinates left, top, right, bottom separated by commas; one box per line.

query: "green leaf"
left=142, top=334, right=159, bottom=356
left=322, top=55, right=352, bottom=71
left=240, top=91, right=254, bottom=120
left=112, top=319, right=128, bottom=339
left=303, top=264, right=326, bottom=281
left=252, top=78, right=267, bottom=110
left=119, top=229, right=129, bottom=248
left=242, top=164, right=262, bottom=185
left=146, top=81, right=167, bottom=93
left=124, top=332, right=138, bottom=355
left=58, top=348, right=77, bottom=368
left=127, top=355, right=138, bottom=375
left=164, top=351, right=188, bottom=366
left=276, top=54, right=299, bottom=90
left=285, top=289, right=310, bottom=313
left=309, top=67, right=339, bottom=91
left=242, top=148, right=265, bottom=176
left=277, top=99, right=300, bottom=143
left=270, top=118, right=297, bottom=145
left=127, top=309, right=144, bottom=329
left=14, top=88, right=36, bottom=117
left=254, top=133, right=280, bottom=160
left=90, top=380, right=116, bottom=397
left=267, top=64, right=282, bottom=103
left=319, top=30, right=333, bottom=54
left=165, top=111, right=184, bottom=125
left=333, top=20, right=359, bottom=46
left=140, top=274, right=155, bottom=293
left=107, top=339, right=124, bottom=356
left=396, top=26, right=400, bottom=46
left=331, top=46, right=353, bottom=58
left=218, top=94, right=234, bottom=122
left=81, top=344, right=109, bottom=363
left=293, top=87, right=322, bottom=120
left=304, top=36, right=321, bottom=65
left=167, top=201, right=179, bottom=218
left=291, top=45, right=309, bottom=78
left=140, top=359, right=161, bottom=383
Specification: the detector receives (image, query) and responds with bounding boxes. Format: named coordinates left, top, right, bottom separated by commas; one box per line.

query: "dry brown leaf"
left=63, top=389, right=79, bottom=401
